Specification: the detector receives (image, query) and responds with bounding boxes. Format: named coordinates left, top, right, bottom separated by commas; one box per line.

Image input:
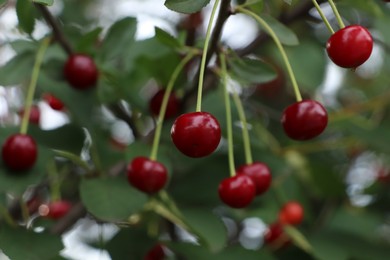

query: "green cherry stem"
left=53, top=149, right=91, bottom=172
left=311, top=0, right=335, bottom=34
left=328, top=0, right=345, bottom=28
left=47, top=159, right=61, bottom=201
left=20, top=37, right=50, bottom=135
left=235, top=7, right=303, bottom=102
left=231, top=90, right=253, bottom=165
left=219, top=53, right=236, bottom=178
left=150, top=52, right=196, bottom=161
left=195, top=0, right=221, bottom=112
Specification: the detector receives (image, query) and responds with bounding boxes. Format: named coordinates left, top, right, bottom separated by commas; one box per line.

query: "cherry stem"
left=220, top=53, right=236, bottom=178
left=196, top=0, right=221, bottom=112
left=47, top=160, right=61, bottom=201
left=311, top=0, right=335, bottom=34
left=19, top=200, right=30, bottom=225
left=0, top=204, right=17, bottom=227
left=150, top=52, right=196, bottom=161
left=236, top=7, right=303, bottom=102
left=231, top=90, right=253, bottom=165
left=20, top=37, right=50, bottom=135
left=328, top=0, right=345, bottom=28
left=53, top=149, right=91, bottom=172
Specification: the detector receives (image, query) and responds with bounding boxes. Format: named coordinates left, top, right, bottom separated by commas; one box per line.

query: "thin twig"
left=108, top=103, right=141, bottom=139
left=34, top=3, right=73, bottom=55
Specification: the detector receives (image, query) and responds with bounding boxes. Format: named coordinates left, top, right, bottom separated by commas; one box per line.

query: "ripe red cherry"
left=326, top=25, right=373, bottom=68
left=127, top=156, right=168, bottom=194
left=278, top=201, right=304, bottom=225
left=144, top=244, right=165, bottom=260
left=264, top=222, right=290, bottom=248
left=149, top=89, right=180, bottom=119
left=63, top=54, right=98, bottom=89
left=256, top=66, right=284, bottom=99
left=281, top=100, right=328, bottom=140
left=237, top=162, right=272, bottom=196
left=19, top=105, right=40, bottom=125
left=43, top=93, right=65, bottom=111
left=39, top=200, right=72, bottom=219
left=218, top=174, right=256, bottom=208
left=2, top=134, right=37, bottom=171
left=171, top=112, right=221, bottom=158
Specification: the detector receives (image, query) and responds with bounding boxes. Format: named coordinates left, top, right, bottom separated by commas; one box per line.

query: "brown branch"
left=108, top=103, right=141, bottom=139
left=34, top=3, right=74, bottom=55
left=182, top=0, right=232, bottom=107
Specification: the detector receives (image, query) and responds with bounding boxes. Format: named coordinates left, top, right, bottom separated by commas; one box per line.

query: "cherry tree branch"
left=34, top=3, right=74, bottom=55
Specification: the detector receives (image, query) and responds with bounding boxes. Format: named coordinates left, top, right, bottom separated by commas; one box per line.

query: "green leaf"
left=33, top=0, right=54, bottom=6
left=260, top=15, right=299, bottom=46
left=99, top=17, right=137, bottom=62
left=75, top=27, right=103, bottom=54
left=80, top=177, right=148, bottom=221
left=16, top=0, right=36, bottom=34
left=229, top=57, right=277, bottom=85
left=28, top=124, right=85, bottom=154
left=284, top=225, right=314, bottom=254
left=181, top=208, right=227, bottom=252
left=0, top=52, right=35, bottom=86
left=165, top=0, right=210, bottom=14
left=0, top=226, right=64, bottom=260
left=155, top=27, right=182, bottom=49
left=107, top=228, right=157, bottom=260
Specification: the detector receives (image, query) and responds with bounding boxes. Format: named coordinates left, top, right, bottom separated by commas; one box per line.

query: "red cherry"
left=43, top=93, right=65, bottom=111
left=255, top=66, right=284, bottom=99
left=218, top=174, right=256, bottom=208
left=182, top=11, right=203, bottom=29
left=237, top=162, right=272, bottom=196
left=63, top=54, right=98, bottom=90
left=326, top=25, right=373, bottom=68
left=19, top=105, right=40, bottom=125
left=281, top=100, right=328, bottom=140
left=149, top=89, right=180, bottom=119
left=127, top=157, right=168, bottom=194
left=144, top=244, right=165, bottom=260
left=2, top=134, right=37, bottom=171
left=278, top=201, right=304, bottom=225
left=264, top=222, right=290, bottom=248
left=171, top=112, right=221, bottom=158
left=41, top=200, right=72, bottom=219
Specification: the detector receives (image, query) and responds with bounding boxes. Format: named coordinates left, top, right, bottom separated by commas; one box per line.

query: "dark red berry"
left=326, top=25, right=373, bottom=68
left=127, top=157, right=168, bottom=194
left=2, top=134, right=37, bottom=171
left=281, top=100, right=328, bottom=140
left=40, top=200, right=72, bottom=219
left=43, top=93, right=65, bottom=111
left=256, top=66, right=284, bottom=99
left=182, top=11, right=203, bottom=29
left=63, top=54, right=98, bottom=89
left=19, top=105, right=40, bottom=125
left=237, top=162, right=272, bottom=195
left=144, top=244, right=165, bottom=260
left=171, top=112, right=221, bottom=158
left=264, top=222, right=290, bottom=248
left=149, top=89, right=180, bottom=119
left=218, top=174, right=256, bottom=208
left=278, top=201, right=304, bottom=225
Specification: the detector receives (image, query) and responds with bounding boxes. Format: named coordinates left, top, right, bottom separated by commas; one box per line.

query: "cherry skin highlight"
left=237, top=162, right=272, bottom=196
left=63, top=54, right=98, bottom=90
left=326, top=25, right=373, bottom=68
left=281, top=100, right=328, bottom=141
left=149, top=89, right=180, bottom=119
left=171, top=112, right=221, bottom=158
left=218, top=174, right=256, bottom=208
left=2, top=134, right=38, bottom=172
left=127, top=156, right=168, bottom=194
left=278, top=201, right=304, bottom=225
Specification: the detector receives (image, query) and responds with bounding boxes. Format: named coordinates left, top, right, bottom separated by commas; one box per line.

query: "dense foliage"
left=1, top=0, right=390, bottom=259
